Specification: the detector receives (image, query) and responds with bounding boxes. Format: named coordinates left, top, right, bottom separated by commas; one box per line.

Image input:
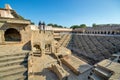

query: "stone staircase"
left=0, top=53, right=29, bottom=80
left=88, top=65, right=114, bottom=80
left=32, top=51, right=41, bottom=57
left=59, top=34, right=71, bottom=47
left=48, top=64, right=69, bottom=80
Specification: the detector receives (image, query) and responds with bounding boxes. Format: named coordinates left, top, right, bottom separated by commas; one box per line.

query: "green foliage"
left=47, top=23, right=63, bottom=28
left=92, top=23, right=97, bottom=27
left=11, top=10, right=24, bottom=19
left=70, top=24, right=87, bottom=29
left=80, top=24, right=86, bottom=28
left=31, top=22, right=35, bottom=25
left=17, top=15, right=24, bottom=19
left=70, top=25, right=79, bottom=29
left=47, top=23, right=87, bottom=29
left=47, top=23, right=53, bottom=26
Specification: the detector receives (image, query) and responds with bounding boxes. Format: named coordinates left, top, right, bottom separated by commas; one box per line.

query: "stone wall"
left=31, top=30, right=55, bottom=54
left=0, top=23, right=31, bottom=42
left=0, top=9, right=14, bottom=18
left=73, top=25, right=120, bottom=34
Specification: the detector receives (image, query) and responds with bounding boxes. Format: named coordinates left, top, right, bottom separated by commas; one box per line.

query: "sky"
left=0, top=0, right=120, bottom=27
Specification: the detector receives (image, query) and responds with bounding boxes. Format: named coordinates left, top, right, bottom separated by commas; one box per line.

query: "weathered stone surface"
left=61, top=55, right=92, bottom=75
left=0, top=4, right=120, bottom=80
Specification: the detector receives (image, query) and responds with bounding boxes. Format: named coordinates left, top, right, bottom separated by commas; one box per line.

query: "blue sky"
left=0, top=0, right=120, bottom=27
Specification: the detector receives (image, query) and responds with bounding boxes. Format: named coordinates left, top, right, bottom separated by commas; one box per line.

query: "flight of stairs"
left=88, top=65, right=113, bottom=80
left=32, top=51, right=41, bottom=57
left=0, top=52, right=29, bottom=80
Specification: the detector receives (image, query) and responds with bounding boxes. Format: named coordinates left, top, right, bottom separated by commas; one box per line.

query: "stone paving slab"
left=61, top=55, right=92, bottom=74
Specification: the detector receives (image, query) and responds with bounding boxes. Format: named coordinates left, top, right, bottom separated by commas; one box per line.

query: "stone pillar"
left=0, top=30, right=2, bottom=44
left=0, top=30, right=5, bottom=44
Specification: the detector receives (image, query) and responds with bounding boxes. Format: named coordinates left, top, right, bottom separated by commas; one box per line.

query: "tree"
left=79, top=24, right=86, bottom=28
left=70, top=24, right=87, bottom=29
left=47, top=23, right=63, bottom=28
left=92, top=23, right=97, bottom=27
left=70, top=25, right=79, bottom=29
left=47, top=23, right=53, bottom=26
left=31, top=22, right=35, bottom=25
left=53, top=24, right=58, bottom=27
left=57, top=25, right=63, bottom=28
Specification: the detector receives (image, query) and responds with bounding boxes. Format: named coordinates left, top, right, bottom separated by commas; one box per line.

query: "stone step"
left=61, top=55, right=92, bottom=75
left=33, top=55, right=41, bottom=57
left=16, top=76, right=28, bottom=80
left=33, top=52, right=41, bottom=54
left=94, top=67, right=113, bottom=78
left=0, top=53, right=28, bottom=58
left=88, top=73, right=104, bottom=80
left=0, top=67, right=27, bottom=78
left=0, top=70, right=28, bottom=80
left=95, top=68, right=109, bottom=76
left=45, top=51, right=51, bottom=54
left=0, top=55, right=28, bottom=63
left=0, top=59, right=27, bottom=68
left=49, top=64, right=69, bottom=80
left=0, top=63, right=27, bottom=72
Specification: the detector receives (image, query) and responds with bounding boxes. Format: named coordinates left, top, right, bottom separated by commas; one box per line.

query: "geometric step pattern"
left=0, top=53, right=29, bottom=80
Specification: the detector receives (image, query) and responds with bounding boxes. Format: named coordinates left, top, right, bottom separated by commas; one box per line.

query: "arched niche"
left=104, top=31, right=106, bottom=34
left=45, top=43, right=52, bottom=53
left=108, top=31, right=110, bottom=34
left=112, top=31, right=115, bottom=34
left=33, top=44, right=41, bottom=52
left=4, top=28, right=21, bottom=41
left=33, top=44, right=42, bottom=57
left=101, top=31, right=103, bottom=34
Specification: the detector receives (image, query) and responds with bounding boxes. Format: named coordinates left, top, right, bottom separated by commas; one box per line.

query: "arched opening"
left=4, top=28, right=21, bottom=41
left=104, top=31, right=106, bottom=34
left=33, top=45, right=41, bottom=51
left=45, top=44, right=51, bottom=53
left=112, top=31, right=114, bottom=34
left=101, top=32, right=103, bottom=34
left=33, top=44, right=42, bottom=57
left=95, top=32, right=97, bottom=34
left=108, top=31, right=110, bottom=34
